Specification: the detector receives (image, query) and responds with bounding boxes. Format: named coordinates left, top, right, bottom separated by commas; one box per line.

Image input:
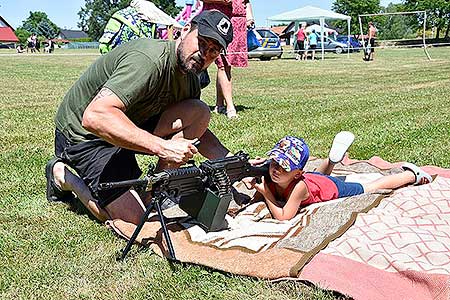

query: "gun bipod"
left=120, top=191, right=177, bottom=261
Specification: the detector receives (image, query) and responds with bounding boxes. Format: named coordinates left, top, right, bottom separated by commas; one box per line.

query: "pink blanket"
left=299, top=157, right=450, bottom=300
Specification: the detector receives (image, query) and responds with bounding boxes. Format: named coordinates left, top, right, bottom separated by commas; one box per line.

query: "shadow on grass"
left=66, top=197, right=102, bottom=223
left=208, top=104, right=253, bottom=115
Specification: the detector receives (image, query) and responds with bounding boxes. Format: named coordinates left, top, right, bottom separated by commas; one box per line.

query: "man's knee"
left=156, top=99, right=211, bottom=137
left=191, top=98, right=210, bottom=113
left=182, top=99, right=211, bottom=124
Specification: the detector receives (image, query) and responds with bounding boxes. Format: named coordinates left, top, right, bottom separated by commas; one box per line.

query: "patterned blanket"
left=107, top=157, right=450, bottom=299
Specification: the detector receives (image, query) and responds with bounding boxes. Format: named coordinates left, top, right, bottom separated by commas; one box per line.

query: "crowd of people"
left=16, top=33, right=55, bottom=54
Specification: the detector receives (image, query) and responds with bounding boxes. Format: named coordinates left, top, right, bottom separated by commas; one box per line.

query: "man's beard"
left=177, top=42, right=205, bottom=74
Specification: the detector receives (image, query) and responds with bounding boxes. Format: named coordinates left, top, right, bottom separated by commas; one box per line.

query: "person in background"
left=294, top=23, right=307, bottom=60
left=16, top=44, right=26, bottom=53
left=27, top=33, right=36, bottom=53
left=367, top=21, right=377, bottom=61
left=203, top=0, right=254, bottom=119
left=34, top=37, right=41, bottom=53
left=307, top=29, right=318, bottom=60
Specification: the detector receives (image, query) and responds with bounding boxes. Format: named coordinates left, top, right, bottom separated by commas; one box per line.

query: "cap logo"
left=217, top=18, right=230, bottom=36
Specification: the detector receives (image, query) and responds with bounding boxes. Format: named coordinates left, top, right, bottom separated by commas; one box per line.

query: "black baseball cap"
left=191, top=10, right=233, bottom=52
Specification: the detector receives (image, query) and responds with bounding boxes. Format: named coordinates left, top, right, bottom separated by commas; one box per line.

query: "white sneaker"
left=329, top=131, right=355, bottom=163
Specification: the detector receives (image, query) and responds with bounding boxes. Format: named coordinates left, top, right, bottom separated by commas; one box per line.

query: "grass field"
left=1, top=46, right=450, bottom=300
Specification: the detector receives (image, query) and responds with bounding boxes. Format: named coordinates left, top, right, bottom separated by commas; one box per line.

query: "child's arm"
left=253, top=177, right=309, bottom=221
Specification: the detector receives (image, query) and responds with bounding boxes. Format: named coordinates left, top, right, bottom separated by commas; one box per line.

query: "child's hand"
left=242, top=177, right=257, bottom=190
left=253, top=176, right=270, bottom=196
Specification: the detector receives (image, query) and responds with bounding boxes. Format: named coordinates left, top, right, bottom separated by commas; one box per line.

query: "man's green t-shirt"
left=55, top=39, right=200, bottom=143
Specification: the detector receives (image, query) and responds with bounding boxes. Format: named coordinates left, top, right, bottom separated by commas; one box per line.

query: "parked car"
left=315, top=36, right=349, bottom=54
left=247, top=28, right=283, bottom=61
left=0, top=43, right=12, bottom=49
left=336, top=35, right=362, bottom=52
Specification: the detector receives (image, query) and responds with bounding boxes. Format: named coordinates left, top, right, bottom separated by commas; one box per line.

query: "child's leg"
left=315, top=158, right=336, bottom=175
left=363, top=163, right=432, bottom=193
left=363, top=171, right=416, bottom=193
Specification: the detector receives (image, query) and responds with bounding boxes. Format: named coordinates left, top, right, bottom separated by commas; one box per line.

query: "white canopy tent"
left=305, top=24, right=337, bottom=37
left=268, top=6, right=351, bottom=60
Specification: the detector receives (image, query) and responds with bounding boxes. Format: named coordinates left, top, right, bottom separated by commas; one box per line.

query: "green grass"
left=1, top=46, right=449, bottom=300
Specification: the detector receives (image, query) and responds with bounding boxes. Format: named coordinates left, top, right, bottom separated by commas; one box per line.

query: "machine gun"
left=98, top=151, right=269, bottom=260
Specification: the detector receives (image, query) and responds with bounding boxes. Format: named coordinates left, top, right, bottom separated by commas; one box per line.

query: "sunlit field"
left=1, top=45, right=449, bottom=300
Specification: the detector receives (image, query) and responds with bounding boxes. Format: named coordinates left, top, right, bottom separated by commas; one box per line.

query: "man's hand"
left=248, top=156, right=267, bottom=166
left=158, top=138, right=199, bottom=165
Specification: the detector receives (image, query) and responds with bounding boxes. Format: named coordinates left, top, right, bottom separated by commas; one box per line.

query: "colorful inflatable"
left=159, top=0, right=203, bottom=40
left=99, top=0, right=181, bottom=54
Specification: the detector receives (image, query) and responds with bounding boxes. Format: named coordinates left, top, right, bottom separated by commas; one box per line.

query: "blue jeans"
left=310, top=172, right=364, bottom=198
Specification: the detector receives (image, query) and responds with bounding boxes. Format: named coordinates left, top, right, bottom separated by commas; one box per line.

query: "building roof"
left=0, top=16, right=19, bottom=42
left=0, top=27, right=19, bottom=42
left=270, top=26, right=286, bottom=36
left=58, top=29, right=89, bottom=40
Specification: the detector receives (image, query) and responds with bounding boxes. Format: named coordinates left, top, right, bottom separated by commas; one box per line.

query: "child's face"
left=269, top=160, right=301, bottom=185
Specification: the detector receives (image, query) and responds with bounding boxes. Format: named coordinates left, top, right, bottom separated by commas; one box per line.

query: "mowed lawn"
left=1, top=46, right=449, bottom=300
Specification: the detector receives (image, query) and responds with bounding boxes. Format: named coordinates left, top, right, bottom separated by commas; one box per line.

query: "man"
left=45, top=10, right=234, bottom=224
left=367, top=21, right=377, bottom=61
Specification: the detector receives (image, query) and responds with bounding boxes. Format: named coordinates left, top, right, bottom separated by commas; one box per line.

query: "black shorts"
left=296, top=40, right=305, bottom=51
left=54, top=114, right=161, bottom=208
left=309, top=44, right=317, bottom=50
left=369, top=38, right=375, bottom=52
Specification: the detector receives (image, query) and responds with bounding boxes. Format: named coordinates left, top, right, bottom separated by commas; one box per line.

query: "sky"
left=0, top=0, right=400, bottom=30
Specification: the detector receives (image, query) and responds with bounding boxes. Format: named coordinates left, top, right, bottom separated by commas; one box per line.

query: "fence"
left=65, top=42, right=100, bottom=49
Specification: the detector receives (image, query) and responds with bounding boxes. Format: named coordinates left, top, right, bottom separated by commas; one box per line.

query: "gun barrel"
left=98, top=178, right=149, bottom=190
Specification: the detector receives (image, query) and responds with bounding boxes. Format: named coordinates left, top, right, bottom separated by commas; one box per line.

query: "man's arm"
left=82, top=87, right=197, bottom=164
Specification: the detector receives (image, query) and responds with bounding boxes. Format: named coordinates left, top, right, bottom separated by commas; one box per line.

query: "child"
left=245, top=133, right=432, bottom=221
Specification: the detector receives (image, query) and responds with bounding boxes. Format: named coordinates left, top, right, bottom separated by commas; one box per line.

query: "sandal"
left=226, top=109, right=238, bottom=119
left=45, top=157, right=75, bottom=202
left=402, top=163, right=432, bottom=185
left=329, top=131, right=355, bottom=163
left=212, top=106, right=226, bottom=114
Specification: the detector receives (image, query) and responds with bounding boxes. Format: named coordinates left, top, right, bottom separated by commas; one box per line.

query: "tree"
left=14, top=28, right=31, bottom=45
left=19, top=11, right=59, bottom=38
left=78, top=0, right=181, bottom=41
left=332, top=0, right=381, bottom=33
left=37, top=19, right=57, bottom=39
left=404, top=0, right=450, bottom=38
left=376, top=3, right=417, bottom=40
